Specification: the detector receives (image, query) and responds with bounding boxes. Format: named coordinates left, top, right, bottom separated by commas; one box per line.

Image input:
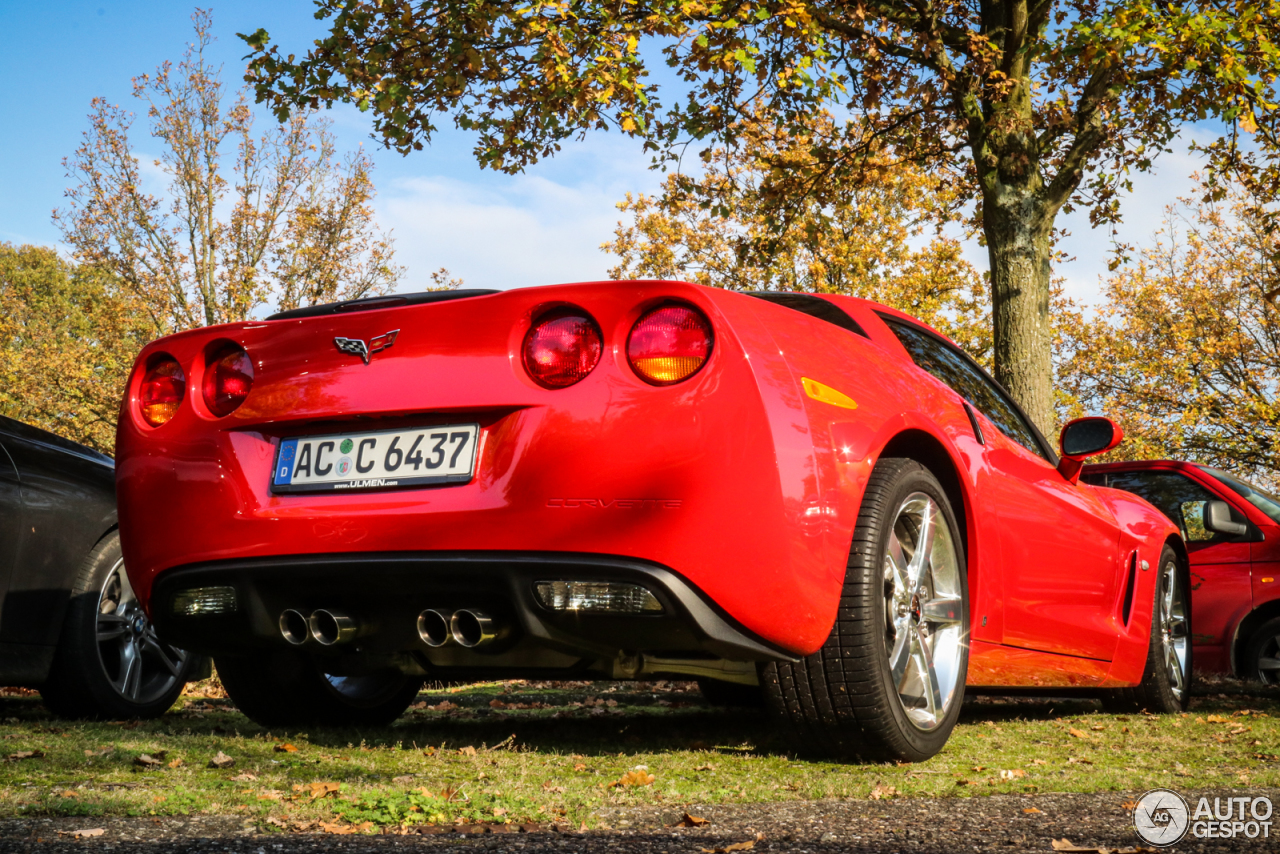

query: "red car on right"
left=1083, top=461, right=1280, bottom=683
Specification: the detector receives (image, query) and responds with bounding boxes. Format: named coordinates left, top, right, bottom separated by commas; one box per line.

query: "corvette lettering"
left=547, top=498, right=682, bottom=508
left=334, top=329, right=400, bottom=365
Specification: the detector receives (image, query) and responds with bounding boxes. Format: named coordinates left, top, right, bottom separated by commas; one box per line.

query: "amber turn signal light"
left=139, top=356, right=186, bottom=427
left=627, top=304, right=713, bottom=385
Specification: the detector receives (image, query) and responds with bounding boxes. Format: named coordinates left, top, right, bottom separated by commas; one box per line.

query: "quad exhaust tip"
left=278, top=609, right=310, bottom=646
left=309, top=609, right=358, bottom=646
left=417, top=609, right=453, bottom=648
left=416, top=608, right=504, bottom=648
left=278, top=609, right=361, bottom=646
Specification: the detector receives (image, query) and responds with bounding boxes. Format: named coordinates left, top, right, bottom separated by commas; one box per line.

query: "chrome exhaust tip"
left=279, top=609, right=310, bottom=646
left=417, top=609, right=453, bottom=647
left=309, top=609, right=358, bottom=646
left=450, top=609, right=501, bottom=648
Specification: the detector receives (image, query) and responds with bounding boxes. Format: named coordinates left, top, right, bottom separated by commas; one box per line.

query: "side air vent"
left=1121, top=551, right=1138, bottom=625
left=267, top=289, right=499, bottom=321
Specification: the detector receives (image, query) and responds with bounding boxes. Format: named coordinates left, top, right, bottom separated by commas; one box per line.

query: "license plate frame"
left=270, top=424, right=480, bottom=494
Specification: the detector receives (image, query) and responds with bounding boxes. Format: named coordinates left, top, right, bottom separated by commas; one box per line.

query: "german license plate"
left=271, top=424, right=479, bottom=494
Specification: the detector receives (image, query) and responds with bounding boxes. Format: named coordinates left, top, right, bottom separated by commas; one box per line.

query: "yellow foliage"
left=604, top=107, right=991, bottom=364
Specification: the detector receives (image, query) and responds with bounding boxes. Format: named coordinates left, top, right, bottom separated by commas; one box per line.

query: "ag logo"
left=334, top=329, right=399, bottom=365
left=1133, top=788, right=1191, bottom=846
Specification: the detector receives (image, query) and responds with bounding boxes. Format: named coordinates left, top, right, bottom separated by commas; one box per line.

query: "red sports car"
left=1083, top=460, right=1280, bottom=683
left=115, top=282, right=1188, bottom=760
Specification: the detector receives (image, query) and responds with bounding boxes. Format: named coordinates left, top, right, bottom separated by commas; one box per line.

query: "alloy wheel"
left=1159, top=559, right=1190, bottom=701
left=882, top=492, right=965, bottom=731
left=1255, top=633, right=1280, bottom=685
left=95, top=559, right=188, bottom=705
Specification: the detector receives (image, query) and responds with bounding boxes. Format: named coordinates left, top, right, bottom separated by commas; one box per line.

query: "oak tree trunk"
left=983, top=193, right=1055, bottom=437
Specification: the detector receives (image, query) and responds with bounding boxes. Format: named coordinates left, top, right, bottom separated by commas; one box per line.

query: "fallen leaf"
left=999, top=769, right=1026, bottom=780
left=1206, top=714, right=1229, bottom=723
left=319, top=821, right=357, bottom=834
left=573, top=763, right=587, bottom=772
left=1091, top=725, right=1105, bottom=731
left=1031, top=759, right=1048, bottom=766
left=9, top=750, right=44, bottom=760
left=56, top=790, right=79, bottom=798
left=1068, top=728, right=1088, bottom=739
left=294, top=781, right=340, bottom=800
left=542, top=782, right=566, bottom=794
left=266, top=817, right=288, bottom=828
left=868, top=785, right=898, bottom=800
left=674, top=811, right=711, bottom=827
left=610, top=769, right=655, bottom=788
left=1122, top=799, right=1138, bottom=811
left=459, top=745, right=477, bottom=756
left=955, top=779, right=981, bottom=787
left=1023, top=807, right=1042, bottom=814
left=133, top=752, right=166, bottom=767
left=274, top=743, right=298, bottom=753
left=59, top=829, right=104, bottom=839
left=392, top=775, right=415, bottom=784
left=700, top=841, right=755, bottom=853
left=230, top=772, right=258, bottom=782
left=84, top=747, right=112, bottom=757
left=208, top=751, right=235, bottom=769
left=694, top=763, right=715, bottom=771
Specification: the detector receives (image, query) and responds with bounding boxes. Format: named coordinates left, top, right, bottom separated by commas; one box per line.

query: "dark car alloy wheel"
left=1247, top=617, right=1280, bottom=685
left=95, top=558, right=189, bottom=705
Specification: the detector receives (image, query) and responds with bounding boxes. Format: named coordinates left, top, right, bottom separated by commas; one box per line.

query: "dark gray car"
left=0, top=415, right=203, bottom=718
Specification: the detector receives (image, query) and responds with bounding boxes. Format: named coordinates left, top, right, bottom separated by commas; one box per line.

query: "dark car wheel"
left=762, top=458, right=969, bottom=761
left=1101, top=545, right=1192, bottom=713
left=215, top=649, right=422, bottom=727
left=1245, top=617, right=1280, bottom=686
left=41, top=531, right=198, bottom=720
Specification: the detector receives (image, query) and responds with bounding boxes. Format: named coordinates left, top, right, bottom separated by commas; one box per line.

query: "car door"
left=882, top=318, right=1123, bottom=661
left=1085, top=468, right=1253, bottom=672
left=0, top=439, right=20, bottom=596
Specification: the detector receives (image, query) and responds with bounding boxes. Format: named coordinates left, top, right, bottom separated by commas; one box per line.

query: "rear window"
left=746, top=293, right=868, bottom=337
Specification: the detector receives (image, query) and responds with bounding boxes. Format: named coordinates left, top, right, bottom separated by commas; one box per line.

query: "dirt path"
left=1, top=789, right=1274, bottom=852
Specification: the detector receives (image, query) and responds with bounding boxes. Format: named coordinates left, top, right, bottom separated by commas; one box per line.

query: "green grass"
left=0, top=677, right=1276, bottom=833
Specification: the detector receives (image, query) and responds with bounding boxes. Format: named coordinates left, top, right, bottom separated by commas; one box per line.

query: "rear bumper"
left=150, top=551, right=796, bottom=677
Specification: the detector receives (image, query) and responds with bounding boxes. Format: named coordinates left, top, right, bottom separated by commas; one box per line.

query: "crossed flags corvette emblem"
left=333, top=329, right=399, bottom=365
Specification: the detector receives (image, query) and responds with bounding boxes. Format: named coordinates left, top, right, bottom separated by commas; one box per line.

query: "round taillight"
left=139, top=357, right=186, bottom=427
left=627, top=304, right=713, bottom=385
left=202, top=344, right=254, bottom=417
left=523, top=310, right=603, bottom=389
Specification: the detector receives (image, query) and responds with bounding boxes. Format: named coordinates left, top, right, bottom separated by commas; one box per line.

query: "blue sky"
left=0, top=1, right=1211, bottom=304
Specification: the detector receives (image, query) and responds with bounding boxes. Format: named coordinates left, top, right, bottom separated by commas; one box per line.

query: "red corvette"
left=115, top=282, right=1189, bottom=760
left=1083, top=460, right=1280, bottom=683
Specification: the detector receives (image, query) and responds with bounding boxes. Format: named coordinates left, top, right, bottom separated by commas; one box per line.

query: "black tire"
left=697, top=678, right=764, bottom=707
left=41, top=531, right=200, bottom=720
left=762, top=458, right=969, bottom=761
left=215, top=649, right=422, bottom=727
left=1244, top=616, right=1280, bottom=686
left=1101, top=544, right=1192, bottom=714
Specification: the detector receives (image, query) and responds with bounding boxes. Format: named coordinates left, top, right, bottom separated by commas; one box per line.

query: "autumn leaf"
left=700, top=841, right=755, bottom=853
left=133, top=753, right=166, bottom=768
left=230, top=773, right=258, bottom=782
left=868, top=785, right=898, bottom=800
left=1068, top=728, right=1088, bottom=739
left=274, top=743, right=298, bottom=753
left=1206, top=715, right=1230, bottom=723
left=58, top=829, right=105, bottom=839
left=610, top=769, right=656, bottom=788
left=1023, top=807, right=1042, bottom=814
left=573, top=763, right=587, bottom=772
left=56, top=790, right=79, bottom=799
left=673, top=812, right=711, bottom=827
left=294, top=781, right=340, bottom=800
left=458, top=745, right=477, bottom=756
left=207, top=752, right=235, bottom=769
left=999, top=769, right=1026, bottom=780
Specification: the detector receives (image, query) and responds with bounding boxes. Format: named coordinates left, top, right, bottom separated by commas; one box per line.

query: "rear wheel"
left=1245, top=617, right=1280, bottom=686
left=41, top=532, right=199, bottom=720
left=1101, top=545, right=1191, bottom=714
left=215, top=649, right=421, bottom=727
left=762, top=458, right=969, bottom=761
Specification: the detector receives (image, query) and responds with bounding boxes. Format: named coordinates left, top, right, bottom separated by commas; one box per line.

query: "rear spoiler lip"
left=266, top=288, right=501, bottom=321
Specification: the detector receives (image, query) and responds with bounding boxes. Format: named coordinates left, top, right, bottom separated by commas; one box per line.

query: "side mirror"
left=1058, top=417, right=1124, bottom=484
left=1204, top=500, right=1248, bottom=537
